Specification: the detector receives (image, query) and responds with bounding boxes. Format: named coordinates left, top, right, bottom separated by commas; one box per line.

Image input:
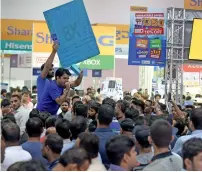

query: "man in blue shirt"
left=37, top=68, right=72, bottom=115
left=37, top=43, right=83, bottom=103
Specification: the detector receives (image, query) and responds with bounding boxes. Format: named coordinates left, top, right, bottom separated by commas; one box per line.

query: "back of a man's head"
left=98, top=104, right=115, bottom=126
left=29, top=108, right=40, bottom=118
left=45, top=134, right=63, bottom=154
left=102, top=98, right=116, bottom=109
left=56, top=119, right=71, bottom=139
left=45, top=116, right=57, bottom=129
left=39, top=112, right=51, bottom=127
left=70, top=116, right=87, bottom=140
left=2, top=121, right=20, bottom=143
left=26, top=117, right=43, bottom=138
left=150, top=119, right=172, bottom=148
left=77, top=132, right=99, bottom=159
left=116, top=100, right=129, bottom=114
left=190, top=108, right=202, bottom=130
left=125, top=107, right=139, bottom=122
left=75, top=104, right=88, bottom=118
left=1, top=99, right=10, bottom=108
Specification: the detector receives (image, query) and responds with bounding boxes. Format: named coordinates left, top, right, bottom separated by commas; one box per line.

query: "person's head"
left=72, top=101, right=83, bottom=116
left=55, top=148, right=91, bottom=171
left=41, top=63, right=54, bottom=79
left=134, top=125, right=151, bottom=150
left=82, top=95, right=91, bottom=105
left=1, top=99, right=12, bottom=115
left=3, top=113, right=16, bottom=123
left=42, top=134, right=63, bottom=160
left=115, top=100, right=129, bottom=119
left=8, top=160, right=47, bottom=171
left=70, top=116, right=87, bottom=140
left=72, top=96, right=81, bottom=106
left=26, top=117, right=43, bottom=138
left=32, top=85, right=37, bottom=93
left=1, top=89, right=7, bottom=97
left=148, top=119, right=173, bottom=149
left=124, top=95, right=132, bottom=104
left=1, top=120, right=20, bottom=145
left=1, top=136, right=6, bottom=163
left=131, top=99, right=144, bottom=115
left=75, top=104, right=88, bottom=118
left=87, top=88, right=92, bottom=94
left=144, top=100, right=153, bottom=114
left=186, top=96, right=192, bottom=101
left=155, top=94, right=161, bottom=102
left=97, top=104, right=115, bottom=127
left=182, top=138, right=202, bottom=171
left=102, top=97, right=116, bottom=109
left=88, top=101, right=99, bottom=120
left=56, top=119, right=71, bottom=139
left=97, top=88, right=101, bottom=94
left=173, top=119, right=186, bottom=136
left=29, top=108, right=40, bottom=118
left=39, top=112, right=51, bottom=127
left=45, top=116, right=57, bottom=129
left=76, top=132, right=99, bottom=159
left=106, top=135, right=138, bottom=170
left=88, top=120, right=97, bottom=132
left=55, top=68, right=71, bottom=87
left=189, top=108, right=202, bottom=131
left=120, top=118, right=134, bottom=138
left=21, top=91, right=30, bottom=103
left=10, top=94, right=21, bottom=110
left=125, top=107, right=139, bottom=122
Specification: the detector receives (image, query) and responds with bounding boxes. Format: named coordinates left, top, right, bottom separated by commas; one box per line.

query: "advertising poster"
left=128, top=6, right=166, bottom=66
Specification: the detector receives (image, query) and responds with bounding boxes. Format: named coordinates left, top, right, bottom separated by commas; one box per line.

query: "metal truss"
left=165, top=8, right=202, bottom=106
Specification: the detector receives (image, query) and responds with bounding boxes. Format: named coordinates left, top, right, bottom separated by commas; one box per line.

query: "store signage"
left=184, top=0, right=202, bottom=10
left=183, top=64, right=202, bottom=72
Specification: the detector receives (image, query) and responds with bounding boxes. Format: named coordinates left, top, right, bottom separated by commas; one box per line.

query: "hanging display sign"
left=184, top=0, right=202, bottom=10
left=128, top=6, right=167, bottom=66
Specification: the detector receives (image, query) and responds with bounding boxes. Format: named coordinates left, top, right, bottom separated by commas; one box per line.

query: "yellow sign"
left=92, top=26, right=116, bottom=55
left=189, top=19, right=202, bottom=60
left=93, top=24, right=129, bottom=45
left=1, top=19, right=44, bottom=41
left=130, top=6, right=148, bottom=12
left=184, top=0, right=202, bottom=10
left=32, top=23, right=53, bottom=52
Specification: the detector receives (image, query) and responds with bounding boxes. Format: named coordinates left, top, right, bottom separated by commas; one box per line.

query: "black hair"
left=135, top=116, right=145, bottom=126
left=72, top=101, right=83, bottom=114
left=29, top=108, right=40, bottom=118
left=56, top=119, right=71, bottom=139
left=98, top=104, right=115, bottom=125
left=116, top=100, right=129, bottom=114
left=11, top=94, right=21, bottom=100
left=182, top=138, right=202, bottom=169
left=59, top=148, right=91, bottom=167
left=39, top=112, right=51, bottom=127
left=106, top=135, right=135, bottom=166
left=158, top=103, right=166, bottom=111
left=97, top=88, right=101, bottom=94
left=75, top=104, right=88, bottom=118
left=1, top=89, right=7, bottom=95
left=1, top=120, right=20, bottom=142
left=26, top=117, right=43, bottom=137
left=55, top=68, right=71, bottom=80
left=150, top=119, right=172, bottom=148
left=78, top=132, right=99, bottom=159
left=72, top=95, right=81, bottom=102
left=131, top=99, right=144, bottom=112
left=125, top=107, right=139, bottom=122
left=155, top=94, right=161, bottom=99
left=174, top=119, right=186, bottom=136
left=45, top=134, right=63, bottom=154
left=70, top=116, right=87, bottom=140
left=102, top=98, right=116, bottom=109
left=1, top=99, right=10, bottom=108
left=123, top=95, right=132, bottom=103
left=135, top=125, right=151, bottom=148
left=45, top=116, right=57, bottom=129
left=88, top=120, right=97, bottom=132
left=88, top=101, right=100, bottom=114
left=186, top=96, right=192, bottom=101
left=190, top=108, right=202, bottom=130
left=120, top=118, right=134, bottom=132
left=10, top=160, right=47, bottom=171
left=40, top=63, right=53, bottom=71
left=2, top=113, right=16, bottom=124
left=32, top=85, right=37, bottom=90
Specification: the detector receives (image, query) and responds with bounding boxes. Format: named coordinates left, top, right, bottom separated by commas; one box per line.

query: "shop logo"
left=98, top=36, right=114, bottom=46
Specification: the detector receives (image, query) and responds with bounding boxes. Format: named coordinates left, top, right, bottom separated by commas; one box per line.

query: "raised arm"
left=70, top=70, right=84, bottom=87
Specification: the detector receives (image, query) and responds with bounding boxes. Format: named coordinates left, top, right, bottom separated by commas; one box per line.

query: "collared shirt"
left=2, top=146, right=32, bottom=170
left=87, top=157, right=106, bottom=171
left=61, top=139, right=75, bottom=155
left=94, top=128, right=117, bottom=167
left=48, top=158, right=59, bottom=170
left=109, top=164, right=125, bottom=171
left=37, top=80, right=64, bottom=115
left=172, top=130, right=202, bottom=155
left=14, top=106, right=30, bottom=135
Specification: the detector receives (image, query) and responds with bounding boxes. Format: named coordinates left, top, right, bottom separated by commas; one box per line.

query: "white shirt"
left=14, top=106, right=30, bottom=135
left=87, top=157, right=106, bottom=171
left=2, top=146, right=32, bottom=170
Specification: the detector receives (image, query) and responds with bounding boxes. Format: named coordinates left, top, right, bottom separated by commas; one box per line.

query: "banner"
left=79, top=26, right=116, bottom=70
left=184, top=0, right=202, bottom=10
left=43, top=0, right=99, bottom=68
left=128, top=6, right=166, bottom=66
left=9, top=53, right=32, bottom=68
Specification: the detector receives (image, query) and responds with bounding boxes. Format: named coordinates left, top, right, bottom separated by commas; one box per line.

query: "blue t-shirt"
left=37, top=75, right=49, bottom=103
left=37, top=80, right=64, bottom=115
left=21, top=141, right=48, bottom=166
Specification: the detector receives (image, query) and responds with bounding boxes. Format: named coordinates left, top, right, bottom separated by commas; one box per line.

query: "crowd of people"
left=0, top=43, right=202, bottom=171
